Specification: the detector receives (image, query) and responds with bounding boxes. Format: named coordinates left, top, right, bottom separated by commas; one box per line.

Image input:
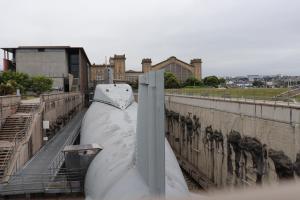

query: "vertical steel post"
left=136, top=69, right=165, bottom=197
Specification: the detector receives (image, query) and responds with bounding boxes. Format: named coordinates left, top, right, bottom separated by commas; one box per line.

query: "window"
left=69, top=54, right=79, bottom=78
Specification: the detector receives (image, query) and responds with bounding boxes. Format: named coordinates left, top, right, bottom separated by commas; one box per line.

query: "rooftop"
left=2, top=46, right=91, bottom=65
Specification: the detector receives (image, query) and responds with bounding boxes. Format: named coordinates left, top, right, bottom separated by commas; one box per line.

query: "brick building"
left=90, top=55, right=202, bottom=84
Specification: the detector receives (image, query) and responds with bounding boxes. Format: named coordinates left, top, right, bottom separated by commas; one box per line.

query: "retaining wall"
left=41, top=92, right=84, bottom=136
left=165, top=94, right=300, bottom=189
left=0, top=96, right=21, bottom=127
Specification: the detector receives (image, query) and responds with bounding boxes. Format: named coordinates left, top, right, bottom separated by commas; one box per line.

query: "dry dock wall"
left=41, top=92, right=84, bottom=136
left=165, top=94, right=300, bottom=188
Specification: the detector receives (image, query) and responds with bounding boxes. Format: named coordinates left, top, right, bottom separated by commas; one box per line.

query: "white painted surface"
left=93, top=84, right=134, bottom=110
left=81, top=84, right=189, bottom=200
left=43, top=121, right=49, bottom=129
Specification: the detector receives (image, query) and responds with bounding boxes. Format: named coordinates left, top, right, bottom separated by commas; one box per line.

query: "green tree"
left=31, top=76, right=53, bottom=94
left=0, top=71, right=31, bottom=94
left=219, top=77, right=226, bottom=85
left=0, top=83, right=15, bottom=95
left=164, top=72, right=180, bottom=89
left=182, top=77, right=203, bottom=87
left=203, top=76, right=220, bottom=87
left=252, top=80, right=264, bottom=88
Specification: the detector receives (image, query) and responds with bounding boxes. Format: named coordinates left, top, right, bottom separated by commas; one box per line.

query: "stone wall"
left=0, top=95, right=21, bottom=127
left=165, top=94, right=300, bottom=189
left=41, top=92, right=84, bottom=137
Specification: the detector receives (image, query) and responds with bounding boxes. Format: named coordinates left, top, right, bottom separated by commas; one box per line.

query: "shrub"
left=203, top=76, right=220, bottom=88
left=0, top=83, right=15, bottom=95
left=182, top=77, right=203, bottom=87
left=0, top=71, right=31, bottom=94
left=164, top=72, right=180, bottom=88
left=31, top=76, right=53, bottom=95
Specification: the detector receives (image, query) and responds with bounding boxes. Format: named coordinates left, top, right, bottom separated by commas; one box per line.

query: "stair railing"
left=1, top=104, right=38, bottom=181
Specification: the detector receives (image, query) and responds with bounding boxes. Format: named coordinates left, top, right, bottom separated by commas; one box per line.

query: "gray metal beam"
left=136, top=69, right=165, bottom=196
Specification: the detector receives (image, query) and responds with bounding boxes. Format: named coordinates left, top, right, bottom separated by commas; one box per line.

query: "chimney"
left=142, top=58, right=152, bottom=73
left=190, top=59, right=202, bottom=80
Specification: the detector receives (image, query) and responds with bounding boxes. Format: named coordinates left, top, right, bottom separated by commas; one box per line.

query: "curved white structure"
left=81, top=84, right=189, bottom=200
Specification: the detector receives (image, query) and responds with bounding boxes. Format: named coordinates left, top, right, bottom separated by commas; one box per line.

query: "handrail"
left=1, top=168, right=85, bottom=195
left=1, top=103, right=39, bottom=181
left=40, top=92, right=82, bottom=103
left=48, top=124, right=81, bottom=174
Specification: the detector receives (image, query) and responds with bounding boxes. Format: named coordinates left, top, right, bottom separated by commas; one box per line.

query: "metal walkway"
left=0, top=110, right=86, bottom=196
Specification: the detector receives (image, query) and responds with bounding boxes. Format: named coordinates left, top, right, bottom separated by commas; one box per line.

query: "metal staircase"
left=0, top=147, right=13, bottom=180
left=16, top=104, right=39, bottom=113
left=0, top=103, right=38, bottom=181
left=0, top=111, right=86, bottom=196
left=0, top=116, right=32, bottom=141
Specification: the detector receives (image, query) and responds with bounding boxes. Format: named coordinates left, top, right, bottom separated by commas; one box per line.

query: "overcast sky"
left=0, top=0, right=299, bottom=77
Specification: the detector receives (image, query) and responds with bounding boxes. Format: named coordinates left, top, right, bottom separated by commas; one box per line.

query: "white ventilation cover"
left=93, top=84, right=134, bottom=110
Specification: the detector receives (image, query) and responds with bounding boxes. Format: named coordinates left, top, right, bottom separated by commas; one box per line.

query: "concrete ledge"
left=166, top=94, right=300, bottom=124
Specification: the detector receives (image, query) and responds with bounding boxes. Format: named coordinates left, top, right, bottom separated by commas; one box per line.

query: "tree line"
left=164, top=71, right=225, bottom=89
left=0, top=71, right=53, bottom=96
left=129, top=72, right=226, bottom=89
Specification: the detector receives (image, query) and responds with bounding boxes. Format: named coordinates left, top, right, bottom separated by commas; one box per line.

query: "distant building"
left=90, top=54, right=131, bottom=84
left=247, top=75, right=261, bottom=82
left=2, top=46, right=91, bottom=94
left=124, top=70, right=144, bottom=82
left=90, top=64, right=106, bottom=82
left=90, top=55, right=202, bottom=84
left=142, top=56, right=202, bottom=82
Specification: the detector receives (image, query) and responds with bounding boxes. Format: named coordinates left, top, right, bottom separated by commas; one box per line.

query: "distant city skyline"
left=0, top=0, right=299, bottom=77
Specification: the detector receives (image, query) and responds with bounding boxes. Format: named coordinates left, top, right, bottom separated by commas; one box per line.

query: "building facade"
left=2, top=46, right=91, bottom=94
left=90, top=54, right=129, bottom=84
left=142, top=56, right=202, bottom=82
left=90, top=55, right=202, bottom=84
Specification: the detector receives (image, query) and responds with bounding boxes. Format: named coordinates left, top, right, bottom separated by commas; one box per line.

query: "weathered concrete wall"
left=0, top=96, right=21, bottom=127
left=41, top=92, right=84, bottom=136
left=30, top=106, right=43, bottom=155
left=165, top=94, right=300, bottom=189
left=16, top=49, right=68, bottom=89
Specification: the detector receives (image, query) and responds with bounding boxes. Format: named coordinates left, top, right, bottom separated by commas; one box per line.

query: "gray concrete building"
left=2, top=46, right=91, bottom=94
